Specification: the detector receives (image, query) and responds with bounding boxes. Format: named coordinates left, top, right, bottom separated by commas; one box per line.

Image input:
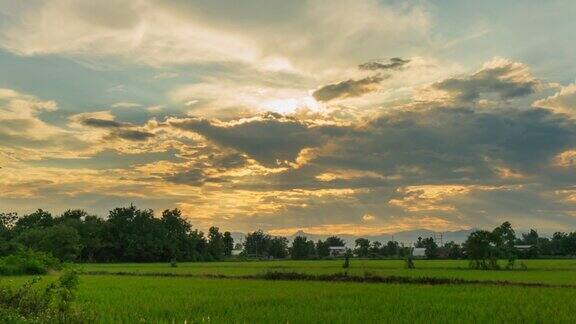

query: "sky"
left=0, top=0, right=575, bottom=235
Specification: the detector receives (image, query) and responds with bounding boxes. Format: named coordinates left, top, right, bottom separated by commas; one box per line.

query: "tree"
left=244, top=230, right=272, bottom=258
left=354, top=238, right=370, bottom=257
left=421, top=237, right=439, bottom=259
left=15, top=209, right=53, bottom=233
left=444, top=241, right=463, bottom=259
left=464, top=230, right=497, bottom=269
left=369, top=241, right=382, bottom=258
left=161, top=209, right=193, bottom=261
left=521, top=229, right=539, bottom=245
left=223, top=232, right=234, bottom=257
left=491, top=222, right=517, bottom=265
left=269, top=237, right=289, bottom=259
left=16, top=225, right=82, bottom=262
left=385, top=241, right=399, bottom=256
left=316, top=240, right=330, bottom=258
left=0, top=212, right=18, bottom=234
left=290, top=236, right=315, bottom=259
left=41, top=225, right=82, bottom=262
left=207, top=227, right=225, bottom=260
left=316, top=236, right=346, bottom=258
left=415, top=237, right=424, bottom=248
left=105, top=205, right=167, bottom=262
left=77, top=215, right=105, bottom=262
left=492, top=221, right=516, bottom=249
left=325, top=236, right=345, bottom=247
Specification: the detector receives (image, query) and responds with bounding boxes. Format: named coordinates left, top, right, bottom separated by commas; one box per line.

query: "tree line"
left=0, top=206, right=233, bottom=262
left=2, top=206, right=576, bottom=263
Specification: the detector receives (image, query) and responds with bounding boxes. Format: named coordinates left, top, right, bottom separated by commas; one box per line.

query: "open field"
left=81, top=259, right=576, bottom=285
left=3, top=259, right=576, bottom=323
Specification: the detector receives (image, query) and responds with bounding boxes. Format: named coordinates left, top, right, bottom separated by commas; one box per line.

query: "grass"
left=80, top=259, right=576, bottom=284
left=4, top=259, right=576, bottom=323
left=76, top=275, right=576, bottom=323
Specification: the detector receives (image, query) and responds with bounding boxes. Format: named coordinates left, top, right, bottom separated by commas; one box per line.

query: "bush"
left=0, top=250, right=61, bottom=275
left=0, top=270, right=89, bottom=322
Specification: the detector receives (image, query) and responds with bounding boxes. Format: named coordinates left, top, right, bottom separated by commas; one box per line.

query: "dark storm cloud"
left=359, top=57, right=410, bottom=71
left=431, top=60, right=538, bottom=102
left=110, top=129, right=155, bottom=141
left=164, top=168, right=229, bottom=186
left=165, top=169, right=205, bottom=186
left=80, top=117, right=155, bottom=141
left=170, top=113, right=344, bottom=167
left=310, top=106, right=575, bottom=186
left=81, top=118, right=128, bottom=128
left=312, top=75, right=386, bottom=102
left=170, top=99, right=575, bottom=188
left=211, top=153, right=248, bottom=169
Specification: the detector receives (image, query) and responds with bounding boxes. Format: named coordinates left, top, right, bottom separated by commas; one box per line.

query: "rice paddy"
left=4, top=259, right=576, bottom=323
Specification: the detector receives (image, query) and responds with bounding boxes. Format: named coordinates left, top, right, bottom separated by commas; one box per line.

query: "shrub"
left=0, top=250, right=61, bottom=275
left=0, top=270, right=89, bottom=322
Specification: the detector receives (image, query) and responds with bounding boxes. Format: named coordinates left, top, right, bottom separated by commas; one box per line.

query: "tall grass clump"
left=0, top=250, right=61, bottom=275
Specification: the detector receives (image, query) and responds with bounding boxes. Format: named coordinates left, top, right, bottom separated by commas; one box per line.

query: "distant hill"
left=231, top=228, right=476, bottom=247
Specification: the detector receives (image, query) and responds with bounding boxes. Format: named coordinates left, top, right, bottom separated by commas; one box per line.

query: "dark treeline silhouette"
left=0, top=206, right=233, bottom=262
left=2, top=206, right=576, bottom=264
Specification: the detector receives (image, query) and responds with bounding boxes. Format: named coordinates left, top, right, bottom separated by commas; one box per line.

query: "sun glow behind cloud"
left=0, top=0, right=575, bottom=234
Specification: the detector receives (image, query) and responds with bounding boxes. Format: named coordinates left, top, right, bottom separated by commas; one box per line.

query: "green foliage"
left=268, top=237, right=289, bottom=259
left=243, top=231, right=289, bottom=259
left=244, top=230, right=272, bottom=258
left=0, top=249, right=60, bottom=275
left=354, top=238, right=370, bottom=257
left=4, top=206, right=576, bottom=265
left=207, top=227, right=225, bottom=260
left=0, top=271, right=86, bottom=322
left=420, top=238, right=439, bottom=259
left=290, top=236, right=316, bottom=259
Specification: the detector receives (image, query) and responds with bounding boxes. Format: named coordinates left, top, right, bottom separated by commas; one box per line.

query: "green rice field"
left=4, top=259, right=576, bottom=323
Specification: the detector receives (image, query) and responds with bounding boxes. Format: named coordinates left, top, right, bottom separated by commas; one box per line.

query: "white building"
left=412, top=247, right=427, bottom=258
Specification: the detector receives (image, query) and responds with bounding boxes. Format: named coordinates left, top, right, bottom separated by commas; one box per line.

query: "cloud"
left=0, top=0, right=430, bottom=72
left=533, top=83, right=576, bottom=118
left=310, top=106, right=575, bottom=185
left=423, top=58, right=538, bottom=104
left=71, top=112, right=156, bottom=142
left=312, top=75, right=385, bottom=102
left=359, top=57, right=410, bottom=71
left=0, top=88, right=88, bottom=160
left=81, top=118, right=127, bottom=129
left=111, top=102, right=141, bottom=109
left=169, top=113, right=340, bottom=167
left=2, top=58, right=576, bottom=233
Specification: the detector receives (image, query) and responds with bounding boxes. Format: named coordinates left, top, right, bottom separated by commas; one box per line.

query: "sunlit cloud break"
left=0, top=0, right=575, bottom=235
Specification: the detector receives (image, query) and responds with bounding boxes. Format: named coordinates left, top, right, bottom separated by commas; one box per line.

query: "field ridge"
left=82, top=270, right=576, bottom=289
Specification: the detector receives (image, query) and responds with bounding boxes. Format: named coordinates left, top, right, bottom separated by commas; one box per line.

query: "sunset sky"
left=0, top=0, right=575, bottom=235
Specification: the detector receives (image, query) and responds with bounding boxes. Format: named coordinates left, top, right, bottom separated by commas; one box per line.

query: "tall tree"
left=354, top=238, right=370, bottom=257
left=244, top=230, right=272, bottom=258
left=269, top=237, right=289, bottom=259
left=223, top=231, right=234, bottom=257
left=207, top=227, right=225, bottom=260
left=290, top=236, right=315, bottom=259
